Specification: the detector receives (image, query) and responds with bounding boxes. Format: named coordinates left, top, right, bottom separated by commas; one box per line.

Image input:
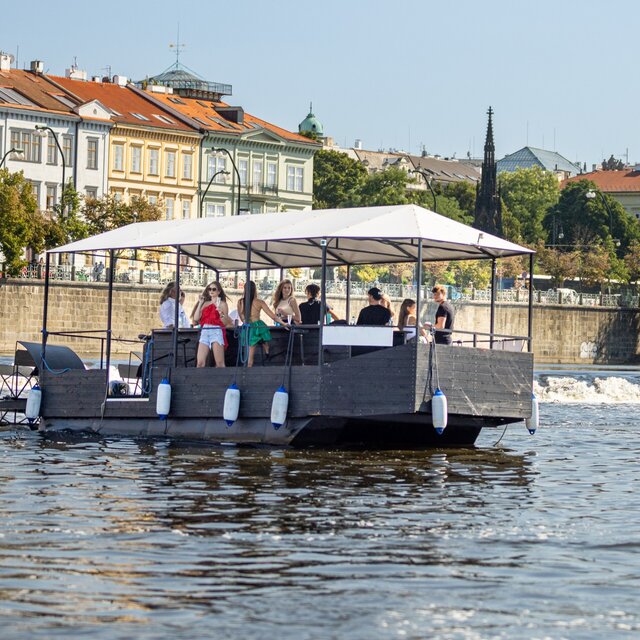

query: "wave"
left=534, top=375, right=640, bottom=404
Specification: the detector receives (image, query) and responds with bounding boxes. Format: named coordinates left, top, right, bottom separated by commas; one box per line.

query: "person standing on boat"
left=238, top=281, right=279, bottom=367
left=380, top=293, right=395, bottom=323
left=192, top=282, right=228, bottom=368
left=272, top=279, right=302, bottom=325
left=356, top=287, right=392, bottom=325
left=427, top=285, right=455, bottom=345
left=159, top=281, right=189, bottom=329
left=299, top=283, right=339, bottom=324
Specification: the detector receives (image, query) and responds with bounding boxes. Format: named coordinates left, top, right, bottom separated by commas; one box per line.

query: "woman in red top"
left=192, top=282, right=229, bottom=367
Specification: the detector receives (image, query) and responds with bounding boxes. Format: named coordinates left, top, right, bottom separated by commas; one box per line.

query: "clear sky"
left=2, top=0, right=636, bottom=167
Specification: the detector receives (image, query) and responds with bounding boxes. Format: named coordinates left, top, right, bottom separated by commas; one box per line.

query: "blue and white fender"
left=271, top=385, right=289, bottom=430
left=223, top=383, right=241, bottom=427
left=432, top=388, right=448, bottom=435
left=25, top=384, right=42, bottom=423
left=156, top=378, right=171, bottom=419
left=525, top=392, right=539, bottom=435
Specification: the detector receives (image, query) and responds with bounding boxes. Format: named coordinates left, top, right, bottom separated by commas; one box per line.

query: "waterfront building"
left=49, top=71, right=201, bottom=220
left=498, top=146, right=581, bottom=180
left=0, top=55, right=112, bottom=211
left=141, top=64, right=319, bottom=216
left=563, top=168, right=640, bottom=221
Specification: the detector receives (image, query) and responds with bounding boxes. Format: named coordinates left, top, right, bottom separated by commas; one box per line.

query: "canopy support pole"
left=346, top=264, right=351, bottom=321
left=415, top=242, right=423, bottom=358
left=319, top=239, right=328, bottom=366
left=490, top=258, right=497, bottom=349
left=173, top=247, right=181, bottom=368
left=243, top=243, right=252, bottom=367
left=105, top=249, right=115, bottom=379
left=528, top=253, right=534, bottom=353
left=41, top=253, right=51, bottom=370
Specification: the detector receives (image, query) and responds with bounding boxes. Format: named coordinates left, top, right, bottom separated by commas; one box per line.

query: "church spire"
left=474, top=106, right=502, bottom=236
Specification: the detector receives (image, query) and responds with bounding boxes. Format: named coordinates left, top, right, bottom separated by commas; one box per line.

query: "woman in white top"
left=159, top=281, right=189, bottom=328
left=272, top=279, right=301, bottom=325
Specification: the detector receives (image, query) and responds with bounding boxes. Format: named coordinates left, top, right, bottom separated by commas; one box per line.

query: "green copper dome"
left=298, top=103, right=324, bottom=136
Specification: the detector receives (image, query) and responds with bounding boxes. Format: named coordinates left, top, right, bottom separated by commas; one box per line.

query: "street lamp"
left=551, top=215, right=564, bottom=246
left=35, top=125, right=66, bottom=208
left=209, top=147, right=241, bottom=215
left=409, top=169, right=437, bottom=212
left=0, top=147, right=25, bottom=167
left=199, top=169, right=230, bottom=217
left=586, top=188, right=620, bottom=247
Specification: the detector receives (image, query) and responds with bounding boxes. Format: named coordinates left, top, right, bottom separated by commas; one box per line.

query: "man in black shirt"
left=357, top=287, right=392, bottom=325
left=429, top=284, right=455, bottom=344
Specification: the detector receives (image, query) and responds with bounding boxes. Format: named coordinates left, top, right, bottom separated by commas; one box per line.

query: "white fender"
left=223, top=383, right=241, bottom=427
left=25, top=384, right=42, bottom=422
left=525, top=392, right=539, bottom=435
left=271, top=385, right=289, bottom=430
left=432, top=388, right=448, bottom=435
left=156, top=378, right=171, bottom=419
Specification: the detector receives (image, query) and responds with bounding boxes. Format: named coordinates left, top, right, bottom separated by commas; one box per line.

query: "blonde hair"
left=160, top=281, right=176, bottom=305
left=432, top=284, right=447, bottom=297
left=273, top=279, right=294, bottom=309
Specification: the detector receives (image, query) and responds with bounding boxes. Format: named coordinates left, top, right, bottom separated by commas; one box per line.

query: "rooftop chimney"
left=0, top=52, right=13, bottom=71
left=216, top=106, right=244, bottom=124
left=66, top=66, right=87, bottom=81
left=354, top=139, right=362, bottom=150
left=30, top=60, right=44, bottom=74
left=113, top=75, right=128, bottom=87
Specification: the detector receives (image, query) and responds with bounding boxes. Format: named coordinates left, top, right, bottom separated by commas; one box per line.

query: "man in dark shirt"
left=430, top=284, right=455, bottom=344
left=357, top=287, right=392, bottom=325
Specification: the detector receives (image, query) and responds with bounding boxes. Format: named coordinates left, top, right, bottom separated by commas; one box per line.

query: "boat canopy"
left=48, top=204, right=534, bottom=270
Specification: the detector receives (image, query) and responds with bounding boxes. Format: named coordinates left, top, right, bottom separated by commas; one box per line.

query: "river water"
left=1, top=370, right=639, bottom=639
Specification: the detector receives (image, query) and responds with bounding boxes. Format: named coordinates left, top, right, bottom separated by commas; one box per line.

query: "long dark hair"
left=398, top=298, right=416, bottom=331
left=238, top=280, right=257, bottom=313
left=211, top=280, right=227, bottom=303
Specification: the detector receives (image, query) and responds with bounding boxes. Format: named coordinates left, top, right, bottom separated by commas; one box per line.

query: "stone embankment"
left=1, top=280, right=639, bottom=364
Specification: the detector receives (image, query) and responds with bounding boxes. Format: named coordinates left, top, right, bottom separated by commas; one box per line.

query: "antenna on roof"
left=169, top=23, right=186, bottom=67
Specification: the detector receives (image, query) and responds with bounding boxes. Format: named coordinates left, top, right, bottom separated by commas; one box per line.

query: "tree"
left=537, top=245, right=579, bottom=287
left=82, top=194, right=162, bottom=236
left=0, top=168, right=38, bottom=274
left=499, top=166, right=559, bottom=245
left=624, top=240, right=640, bottom=288
left=440, top=181, right=476, bottom=219
left=577, top=245, right=611, bottom=289
left=313, top=149, right=367, bottom=209
left=351, top=167, right=412, bottom=207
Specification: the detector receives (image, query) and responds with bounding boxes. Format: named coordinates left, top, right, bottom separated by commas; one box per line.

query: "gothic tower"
left=474, top=107, right=502, bottom=236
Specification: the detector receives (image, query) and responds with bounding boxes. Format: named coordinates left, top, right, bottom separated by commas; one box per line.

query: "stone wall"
left=1, top=280, right=639, bottom=364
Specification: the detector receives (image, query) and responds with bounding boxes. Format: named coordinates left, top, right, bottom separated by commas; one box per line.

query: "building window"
left=207, top=155, right=226, bottom=182
left=87, top=138, right=98, bottom=170
left=165, top=196, right=174, bottom=220
left=205, top=203, right=225, bottom=217
left=113, top=191, right=123, bottom=202
left=30, top=182, right=41, bottom=207
left=182, top=199, right=191, bottom=219
left=251, top=203, right=262, bottom=214
left=166, top=150, right=176, bottom=178
left=182, top=153, right=193, bottom=179
left=287, top=166, right=304, bottom=192
left=252, top=160, right=263, bottom=188
left=47, top=134, right=57, bottom=165
left=148, top=194, right=158, bottom=206
left=239, top=159, right=248, bottom=186
left=63, top=135, right=73, bottom=167
left=267, top=162, right=277, bottom=188
left=131, top=146, right=142, bottom=173
left=85, top=187, right=98, bottom=199
left=149, top=148, right=159, bottom=175
left=10, top=129, right=41, bottom=162
left=113, top=144, right=124, bottom=171
left=46, top=184, right=57, bottom=210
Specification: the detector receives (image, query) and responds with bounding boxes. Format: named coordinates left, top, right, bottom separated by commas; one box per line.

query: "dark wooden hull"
left=39, top=342, right=533, bottom=448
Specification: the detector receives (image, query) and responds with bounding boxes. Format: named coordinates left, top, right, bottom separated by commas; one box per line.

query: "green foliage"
left=0, top=168, right=38, bottom=274
left=312, top=149, right=367, bottom=209
left=440, top=181, right=477, bottom=219
left=83, top=194, right=162, bottom=236
left=351, top=167, right=413, bottom=207
left=499, top=166, right=559, bottom=245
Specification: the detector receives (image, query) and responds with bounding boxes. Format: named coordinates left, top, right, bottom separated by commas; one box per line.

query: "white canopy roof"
left=49, top=204, right=533, bottom=270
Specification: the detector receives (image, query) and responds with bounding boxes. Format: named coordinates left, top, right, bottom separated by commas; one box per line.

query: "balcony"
left=246, top=182, right=278, bottom=196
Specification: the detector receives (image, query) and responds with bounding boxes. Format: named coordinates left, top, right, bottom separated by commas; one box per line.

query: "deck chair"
left=0, top=349, right=37, bottom=399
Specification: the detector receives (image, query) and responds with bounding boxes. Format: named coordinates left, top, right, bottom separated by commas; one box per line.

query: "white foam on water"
left=535, top=375, right=640, bottom=404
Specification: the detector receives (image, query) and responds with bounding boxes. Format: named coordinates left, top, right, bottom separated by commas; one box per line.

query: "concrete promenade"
left=1, top=279, right=639, bottom=364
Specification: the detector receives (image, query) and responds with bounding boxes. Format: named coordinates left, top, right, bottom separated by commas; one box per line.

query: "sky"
left=1, top=0, right=637, bottom=167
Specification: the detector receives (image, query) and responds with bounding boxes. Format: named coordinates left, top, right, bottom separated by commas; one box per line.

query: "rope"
left=235, top=323, right=251, bottom=367
left=141, top=337, right=154, bottom=395
left=281, top=326, right=296, bottom=388
left=40, top=358, right=71, bottom=375
left=493, top=424, right=509, bottom=446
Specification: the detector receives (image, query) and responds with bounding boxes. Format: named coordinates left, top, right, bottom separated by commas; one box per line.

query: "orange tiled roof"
left=563, top=170, right=640, bottom=193
left=49, top=75, right=196, bottom=132
left=150, top=93, right=318, bottom=145
left=0, top=69, right=76, bottom=115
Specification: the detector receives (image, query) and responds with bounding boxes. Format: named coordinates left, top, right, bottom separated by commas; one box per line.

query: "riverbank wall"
left=1, top=280, right=639, bottom=364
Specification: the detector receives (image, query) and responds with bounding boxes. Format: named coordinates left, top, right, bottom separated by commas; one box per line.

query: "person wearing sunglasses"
left=192, top=281, right=230, bottom=367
